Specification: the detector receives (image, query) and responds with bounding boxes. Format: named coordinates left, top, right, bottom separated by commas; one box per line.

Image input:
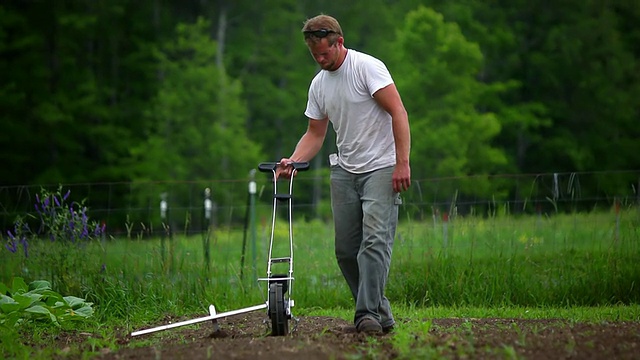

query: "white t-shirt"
left=305, top=49, right=396, bottom=174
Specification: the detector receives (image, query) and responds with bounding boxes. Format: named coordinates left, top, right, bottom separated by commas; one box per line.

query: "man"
left=278, top=14, right=411, bottom=334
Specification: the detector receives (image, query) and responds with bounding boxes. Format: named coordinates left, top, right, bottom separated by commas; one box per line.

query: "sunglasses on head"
left=303, top=29, right=336, bottom=39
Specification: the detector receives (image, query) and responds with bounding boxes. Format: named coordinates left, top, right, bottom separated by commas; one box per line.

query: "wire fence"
left=1, top=170, right=638, bottom=239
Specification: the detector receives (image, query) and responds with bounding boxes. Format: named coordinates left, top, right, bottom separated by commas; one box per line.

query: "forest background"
left=1, top=0, right=639, bottom=228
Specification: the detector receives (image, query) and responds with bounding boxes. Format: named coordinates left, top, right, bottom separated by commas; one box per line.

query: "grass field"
left=2, top=208, right=639, bottom=313
left=1, top=207, right=639, bottom=358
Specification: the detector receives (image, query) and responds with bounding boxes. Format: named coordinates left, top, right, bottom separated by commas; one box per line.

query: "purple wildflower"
left=68, top=220, right=76, bottom=242
left=63, top=190, right=70, bottom=201
left=5, top=241, right=17, bottom=253
left=94, top=222, right=106, bottom=236
left=20, top=237, right=28, bottom=258
left=81, top=216, right=89, bottom=238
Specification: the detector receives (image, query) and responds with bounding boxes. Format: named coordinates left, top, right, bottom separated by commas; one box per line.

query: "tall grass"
left=390, top=210, right=639, bottom=307
left=1, top=207, right=638, bottom=324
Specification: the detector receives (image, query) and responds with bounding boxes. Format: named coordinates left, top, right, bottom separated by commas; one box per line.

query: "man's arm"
left=373, top=83, right=411, bottom=192
left=278, top=117, right=329, bottom=178
left=289, top=117, right=329, bottom=162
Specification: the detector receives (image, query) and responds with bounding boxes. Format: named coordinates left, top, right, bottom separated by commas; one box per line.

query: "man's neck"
left=333, top=46, right=348, bottom=71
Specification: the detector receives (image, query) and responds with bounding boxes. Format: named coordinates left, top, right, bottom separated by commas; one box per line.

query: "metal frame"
left=130, top=162, right=307, bottom=337
left=257, top=164, right=298, bottom=319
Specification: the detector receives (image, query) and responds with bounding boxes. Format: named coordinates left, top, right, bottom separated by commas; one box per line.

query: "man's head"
left=302, top=15, right=346, bottom=71
left=302, top=14, right=343, bottom=46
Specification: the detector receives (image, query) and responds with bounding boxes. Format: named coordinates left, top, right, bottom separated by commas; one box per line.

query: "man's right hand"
left=276, top=158, right=295, bottom=179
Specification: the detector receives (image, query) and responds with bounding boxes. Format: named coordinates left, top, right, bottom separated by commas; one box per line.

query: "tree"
left=391, top=6, right=508, bottom=197
left=0, top=5, right=39, bottom=185
left=529, top=0, right=639, bottom=172
left=130, top=18, right=262, bottom=194
left=0, top=1, right=164, bottom=185
left=222, top=0, right=314, bottom=160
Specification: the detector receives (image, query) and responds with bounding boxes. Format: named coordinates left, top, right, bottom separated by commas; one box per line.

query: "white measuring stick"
left=130, top=303, right=267, bottom=337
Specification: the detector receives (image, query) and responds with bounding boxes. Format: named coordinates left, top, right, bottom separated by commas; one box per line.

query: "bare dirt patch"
left=91, top=312, right=639, bottom=359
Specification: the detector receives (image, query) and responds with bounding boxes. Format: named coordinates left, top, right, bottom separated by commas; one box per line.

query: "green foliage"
left=133, top=17, right=261, bottom=182
left=392, top=6, right=508, bottom=196
left=4, top=186, right=105, bottom=295
left=390, top=318, right=434, bottom=359
left=434, top=0, right=640, bottom=175
left=0, top=277, right=95, bottom=359
left=0, top=277, right=94, bottom=329
left=225, top=0, right=314, bottom=159
left=125, top=17, right=263, bottom=225
left=1, top=0, right=639, bottom=191
left=1, top=1, right=639, bottom=232
left=1, top=205, right=639, bottom=359
left=5, top=208, right=638, bottom=324
left=130, top=16, right=261, bottom=188
left=525, top=1, right=639, bottom=172
left=390, top=210, right=640, bottom=307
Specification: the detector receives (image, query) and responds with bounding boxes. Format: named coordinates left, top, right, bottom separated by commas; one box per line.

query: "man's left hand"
left=392, top=163, right=411, bottom=193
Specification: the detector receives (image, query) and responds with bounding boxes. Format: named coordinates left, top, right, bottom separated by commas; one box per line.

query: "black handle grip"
left=258, top=162, right=310, bottom=173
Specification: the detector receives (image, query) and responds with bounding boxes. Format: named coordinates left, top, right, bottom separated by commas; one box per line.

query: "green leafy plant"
left=4, top=186, right=105, bottom=294
left=0, top=277, right=94, bottom=329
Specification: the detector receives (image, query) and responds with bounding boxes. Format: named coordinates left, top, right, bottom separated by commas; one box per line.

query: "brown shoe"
left=356, top=318, right=382, bottom=334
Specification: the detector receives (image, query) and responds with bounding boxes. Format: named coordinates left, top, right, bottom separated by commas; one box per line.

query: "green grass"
left=2, top=210, right=639, bottom=316
left=302, top=303, right=640, bottom=323
left=1, top=208, right=639, bottom=358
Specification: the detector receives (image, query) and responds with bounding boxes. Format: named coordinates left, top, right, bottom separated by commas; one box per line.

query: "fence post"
left=248, top=170, right=258, bottom=283
left=160, top=192, right=169, bottom=269
left=203, top=188, right=213, bottom=271
left=240, top=169, right=258, bottom=284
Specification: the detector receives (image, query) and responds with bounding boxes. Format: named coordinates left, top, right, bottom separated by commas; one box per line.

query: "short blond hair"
left=302, top=14, right=343, bottom=45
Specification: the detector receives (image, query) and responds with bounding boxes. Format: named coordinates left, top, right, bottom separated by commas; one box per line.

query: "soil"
left=70, top=311, right=639, bottom=359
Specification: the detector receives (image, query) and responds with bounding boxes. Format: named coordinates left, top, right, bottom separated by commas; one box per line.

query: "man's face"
left=308, top=38, right=341, bottom=71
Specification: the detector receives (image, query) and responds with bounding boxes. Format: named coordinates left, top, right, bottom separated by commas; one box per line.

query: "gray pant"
left=330, top=165, right=399, bottom=328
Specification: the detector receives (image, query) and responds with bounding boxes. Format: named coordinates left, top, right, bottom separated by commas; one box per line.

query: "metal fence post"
left=248, top=169, right=258, bottom=283
left=203, top=188, right=213, bottom=271
left=160, top=192, right=169, bottom=268
left=240, top=169, right=257, bottom=284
